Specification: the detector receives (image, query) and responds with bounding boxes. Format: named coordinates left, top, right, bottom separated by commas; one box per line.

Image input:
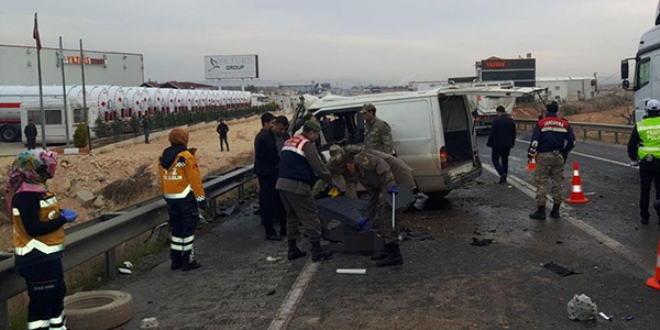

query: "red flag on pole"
left=33, top=13, right=42, bottom=51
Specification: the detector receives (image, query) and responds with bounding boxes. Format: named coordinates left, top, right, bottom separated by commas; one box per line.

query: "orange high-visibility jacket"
left=13, top=190, right=65, bottom=257
left=158, top=150, right=206, bottom=203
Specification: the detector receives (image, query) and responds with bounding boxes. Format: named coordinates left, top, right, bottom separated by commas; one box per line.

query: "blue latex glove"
left=333, top=183, right=343, bottom=192
left=60, top=209, right=78, bottom=223
left=358, top=217, right=369, bottom=230
left=387, top=185, right=399, bottom=195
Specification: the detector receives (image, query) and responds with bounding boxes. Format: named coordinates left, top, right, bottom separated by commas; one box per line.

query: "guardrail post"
left=583, top=129, right=587, bottom=140
left=209, top=197, right=217, bottom=220
left=598, top=130, right=602, bottom=141
left=238, top=184, right=245, bottom=201
left=105, top=248, right=116, bottom=279
left=0, top=300, right=8, bottom=330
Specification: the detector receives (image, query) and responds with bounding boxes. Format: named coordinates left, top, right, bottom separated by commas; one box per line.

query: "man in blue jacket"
left=528, top=102, right=576, bottom=220
left=487, top=106, right=517, bottom=184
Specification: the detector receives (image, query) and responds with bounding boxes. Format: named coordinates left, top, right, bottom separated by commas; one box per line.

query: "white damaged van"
left=290, top=87, right=539, bottom=197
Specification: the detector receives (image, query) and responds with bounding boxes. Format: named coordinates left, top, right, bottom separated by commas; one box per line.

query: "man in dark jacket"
left=217, top=119, right=230, bottom=152
left=254, top=113, right=285, bottom=240
left=274, top=116, right=290, bottom=155
left=142, top=115, right=152, bottom=144
left=24, top=119, right=37, bottom=150
left=487, top=106, right=517, bottom=184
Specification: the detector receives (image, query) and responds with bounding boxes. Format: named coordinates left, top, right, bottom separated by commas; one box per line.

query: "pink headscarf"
left=5, top=150, right=58, bottom=212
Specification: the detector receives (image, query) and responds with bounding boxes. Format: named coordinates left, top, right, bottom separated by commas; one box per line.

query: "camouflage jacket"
left=364, top=117, right=393, bottom=154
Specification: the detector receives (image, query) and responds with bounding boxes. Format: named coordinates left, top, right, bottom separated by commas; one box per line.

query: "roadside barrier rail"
left=515, top=119, right=633, bottom=144
left=0, top=165, right=255, bottom=330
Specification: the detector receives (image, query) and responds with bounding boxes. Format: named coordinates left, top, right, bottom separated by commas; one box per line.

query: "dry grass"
left=99, top=164, right=158, bottom=205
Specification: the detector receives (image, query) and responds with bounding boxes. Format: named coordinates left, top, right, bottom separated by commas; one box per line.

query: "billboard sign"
left=205, top=55, right=259, bottom=79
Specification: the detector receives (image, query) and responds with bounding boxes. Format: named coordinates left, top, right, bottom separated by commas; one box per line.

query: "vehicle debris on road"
left=567, top=294, right=598, bottom=321
left=470, top=238, right=494, bottom=246
left=543, top=262, right=580, bottom=277
left=336, top=269, right=367, bottom=275
left=140, top=317, right=159, bottom=329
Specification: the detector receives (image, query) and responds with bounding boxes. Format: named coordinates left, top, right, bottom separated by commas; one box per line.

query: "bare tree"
left=618, top=105, right=635, bottom=125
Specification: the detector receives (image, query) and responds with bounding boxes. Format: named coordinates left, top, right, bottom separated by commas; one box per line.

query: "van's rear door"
left=437, top=87, right=541, bottom=170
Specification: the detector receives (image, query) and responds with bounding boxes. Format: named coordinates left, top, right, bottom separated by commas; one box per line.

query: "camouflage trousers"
left=534, top=152, right=565, bottom=206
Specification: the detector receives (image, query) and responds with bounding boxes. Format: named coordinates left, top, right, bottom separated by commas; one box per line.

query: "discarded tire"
left=65, top=290, right=134, bottom=330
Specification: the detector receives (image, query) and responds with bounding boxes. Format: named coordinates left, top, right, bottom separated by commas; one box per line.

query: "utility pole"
left=59, top=36, right=70, bottom=145
left=79, top=39, right=92, bottom=151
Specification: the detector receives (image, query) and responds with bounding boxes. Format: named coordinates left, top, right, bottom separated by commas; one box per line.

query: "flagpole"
left=79, top=39, right=92, bottom=151
left=35, top=13, right=46, bottom=149
left=59, top=36, right=70, bottom=146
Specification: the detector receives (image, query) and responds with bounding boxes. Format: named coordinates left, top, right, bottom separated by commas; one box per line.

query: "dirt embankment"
left=0, top=116, right=264, bottom=252
left=512, top=91, right=634, bottom=125
left=513, top=106, right=631, bottom=125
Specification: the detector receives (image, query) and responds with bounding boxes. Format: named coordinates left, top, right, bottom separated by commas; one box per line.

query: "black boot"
left=311, top=242, right=333, bottom=262
left=529, top=206, right=546, bottom=220
left=265, top=227, right=283, bottom=241
left=371, top=249, right=387, bottom=261
left=170, top=251, right=182, bottom=270
left=499, top=176, right=507, bottom=184
left=550, top=204, right=561, bottom=219
left=287, top=240, right=307, bottom=261
left=181, top=251, right=201, bottom=271
left=376, top=244, right=403, bottom=267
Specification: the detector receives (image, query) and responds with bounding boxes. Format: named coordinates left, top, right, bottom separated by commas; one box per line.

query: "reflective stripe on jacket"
left=158, top=150, right=206, bottom=202
left=12, top=192, right=64, bottom=257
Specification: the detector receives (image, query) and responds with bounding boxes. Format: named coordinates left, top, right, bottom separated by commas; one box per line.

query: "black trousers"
left=639, top=159, right=660, bottom=220
left=167, top=199, right=200, bottom=266
left=258, top=176, right=286, bottom=236
left=27, top=136, right=37, bottom=150
left=17, top=258, right=67, bottom=330
left=144, top=129, right=151, bottom=144
left=220, top=134, right=229, bottom=151
left=491, top=146, right=511, bottom=177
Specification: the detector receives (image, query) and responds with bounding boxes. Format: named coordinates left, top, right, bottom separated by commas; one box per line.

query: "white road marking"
left=515, top=139, right=633, bottom=168
left=268, top=260, right=319, bottom=330
left=483, top=163, right=653, bottom=276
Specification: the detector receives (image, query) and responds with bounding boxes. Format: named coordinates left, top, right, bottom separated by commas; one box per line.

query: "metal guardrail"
left=515, top=119, right=634, bottom=144
left=0, top=165, right=254, bottom=330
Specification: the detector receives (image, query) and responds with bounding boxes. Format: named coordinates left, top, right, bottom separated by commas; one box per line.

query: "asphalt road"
left=100, top=134, right=660, bottom=330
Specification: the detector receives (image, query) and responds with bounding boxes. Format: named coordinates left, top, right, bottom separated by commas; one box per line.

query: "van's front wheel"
left=427, top=190, right=451, bottom=199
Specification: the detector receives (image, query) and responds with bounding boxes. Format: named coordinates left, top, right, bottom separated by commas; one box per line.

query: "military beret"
left=361, top=103, right=376, bottom=113
left=304, top=120, right=322, bottom=132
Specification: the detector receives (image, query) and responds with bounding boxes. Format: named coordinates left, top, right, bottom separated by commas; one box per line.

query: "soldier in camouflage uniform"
left=312, top=145, right=359, bottom=199
left=361, top=103, right=394, bottom=155
left=528, top=102, right=576, bottom=220
left=343, top=149, right=414, bottom=267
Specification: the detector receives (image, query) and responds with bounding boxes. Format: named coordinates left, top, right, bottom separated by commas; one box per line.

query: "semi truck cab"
left=621, top=1, right=660, bottom=122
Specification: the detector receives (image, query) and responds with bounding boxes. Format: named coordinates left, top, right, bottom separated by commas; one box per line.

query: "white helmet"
left=647, top=99, right=660, bottom=112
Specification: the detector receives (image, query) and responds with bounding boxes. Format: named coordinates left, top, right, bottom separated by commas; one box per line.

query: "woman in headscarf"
left=6, top=149, right=78, bottom=330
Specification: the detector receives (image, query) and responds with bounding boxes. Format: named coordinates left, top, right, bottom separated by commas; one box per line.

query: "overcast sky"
left=1, top=0, right=658, bottom=86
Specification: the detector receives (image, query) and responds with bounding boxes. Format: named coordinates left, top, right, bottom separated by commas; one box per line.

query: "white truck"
left=621, top=1, right=660, bottom=122
left=290, top=87, right=539, bottom=197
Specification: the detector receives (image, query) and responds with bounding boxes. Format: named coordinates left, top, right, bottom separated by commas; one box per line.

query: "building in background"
left=536, top=77, right=598, bottom=102
left=0, top=44, right=144, bottom=86
left=477, top=55, right=536, bottom=87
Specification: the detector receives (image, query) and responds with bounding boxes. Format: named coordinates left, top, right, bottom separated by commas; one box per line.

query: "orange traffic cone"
left=647, top=239, right=660, bottom=290
left=566, top=161, right=589, bottom=204
left=526, top=155, right=537, bottom=171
